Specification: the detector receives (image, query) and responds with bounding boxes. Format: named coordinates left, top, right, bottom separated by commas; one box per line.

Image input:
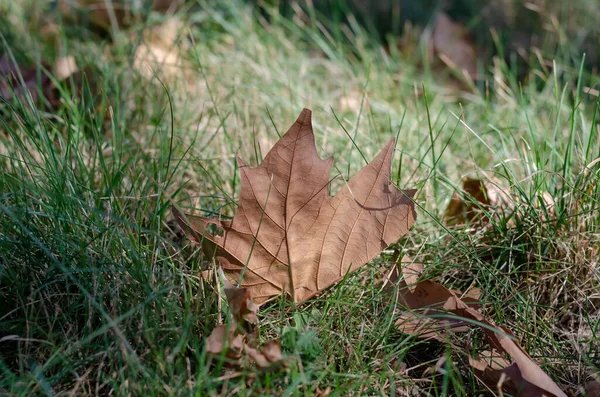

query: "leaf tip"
left=404, top=189, right=418, bottom=199
left=236, top=156, right=247, bottom=168
left=171, top=205, right=187, bottom=229
left=297, top=108, right=312, bottom=124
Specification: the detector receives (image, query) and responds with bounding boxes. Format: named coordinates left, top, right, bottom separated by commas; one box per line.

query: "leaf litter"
left=0, top=53, right=99, bottom=112
left=175, top=109, right=569, bottom=393
left=204, top=270, right=284, bottom=371
left=389, top=256, right=567, bottom=396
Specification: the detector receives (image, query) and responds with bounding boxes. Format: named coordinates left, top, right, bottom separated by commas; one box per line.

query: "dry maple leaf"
left=174, top=108, right=417, bottom=303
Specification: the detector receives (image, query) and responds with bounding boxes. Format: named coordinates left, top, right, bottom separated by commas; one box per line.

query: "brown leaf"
left=338, top=90, right=369, bottom=114
left=315, top=386, right=332, bottom=397
left=53, top=55, right=78, bottom=81
left=207, top=330, right=283, bottom=370
left=396, top=312, right=457, bottom=342
left=206, top=325, right=237, bottom=356
left=393, top=257, right=477, bottom=340
left=0, top=54, right=102, bottom=113
left=469, top=350, right=513, bottom=392
left=445, top=177, right=513, bottom=226
left=394, top=264, right=567, bottom=396
left=495, top=338, right=566, bottom=396
left=0, top=55, right=59, bottom=108
left=446, top=177, right=557, bottom=227
left=395, top=258, right=458, bottom=310
left=538, top=191, right=556, bottom=221
left=222, top=274, right=259, bottom=332
left=204, top=281, right=284, bottom=370
left=205, top=324, right=226, bottom=355
left=244, top=340, right=284, bottom=369
left=175, top=108, right=417, bottom=303
left=469, top=349, right=511, bottom=373
left=401, top=258, right=423, bottom=292
left=132, top=18, right=191, bottom=83
left=586, top=381, right=600, bottom=397
left=432, top=13, right=477, bottom=80
left=259, top=340, right=283, bottom=364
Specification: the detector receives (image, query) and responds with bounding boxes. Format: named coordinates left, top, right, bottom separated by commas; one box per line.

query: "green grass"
left=1, top=0, right=599, bottom=395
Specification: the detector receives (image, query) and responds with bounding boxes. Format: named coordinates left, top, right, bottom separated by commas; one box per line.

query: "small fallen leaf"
left=338, top=90, right=369, bottom=114
left=0, top=54, right=59, bottom=108
left=469, top=349, right=511, bottom=373
left=175, top=108, right=417, bottom=303
left=205, top=324, right=227, bottom=355
left=401, top=258, right=423, bottom=292
left=469, top=350, right=512, bottom=393
left=206, top=325, right=241, bottom=357
left=0, top=54, right=103, bottom=113
left=258, top=340, right=283, bottom=364
left=222, top=273, right=259, bottom=333
left=53, top=55, right=78, bottom=81
left=446, top=177, right=556, bottom=227
left=244, top=340, right=284, bottom=369
left=315, top=385, right=332, bottom=397
left=537, top=191, right=555, bottom=221
left=133, top=18, right=190, bottom=83
left=396, top=312, right=456, bottom=342
left=432, top=13, right=477, bottom=81
left=204, top=273, right=284, bottom=370
left=445, top=177, right=513, bottom=226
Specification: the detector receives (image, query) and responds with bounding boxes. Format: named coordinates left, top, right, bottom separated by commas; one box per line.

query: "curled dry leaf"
left=446, top=177, right=556, bottom=227
left=445, top=177, right=513, bottom=226
left=206, top=330, right=284, bottom=370
left=338, top=90, right=369, bottom=114
left=222, top=274, right=259, bottom=332
left=174, top=108, right=417, bottom=303
left=205, top=277, right=284, bottom=370
left=537, top=191, right=555, bottom=221
left=315, top=385, right=332, bottom=397
left=392, top=256, right=480, bottom=342
left=53, top=55, right=78, bottom=81
left=393, top=257, right=566, bottom=396
left=469, top=349, right=511, bottom=381
left=244, top=341, right=284, bottom=369
left=206, top=325, right=243, bottom=358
